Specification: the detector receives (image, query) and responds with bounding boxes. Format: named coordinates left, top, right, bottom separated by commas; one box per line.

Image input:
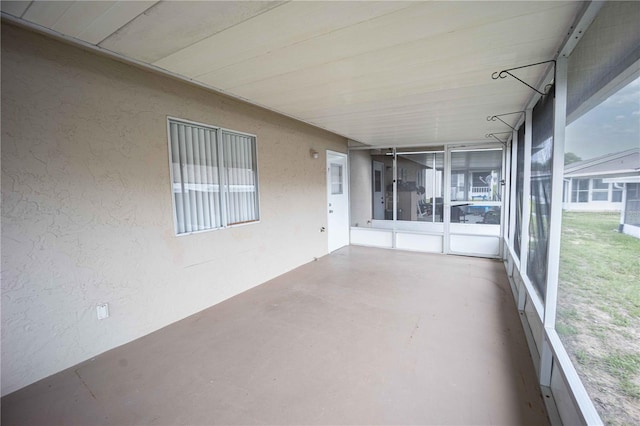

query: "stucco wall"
left=1, top=24, right=346, bottom=396
left=348, top=150, right=372, bottom=227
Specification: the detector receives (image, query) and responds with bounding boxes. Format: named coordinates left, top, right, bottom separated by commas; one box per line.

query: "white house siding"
left=1, top=24, right=347, bottom=395
left=563, top=177, right=624, bottom=212
left=563, top=149, right=639, bottom=212
left=563, top=202, right=622, bottom=213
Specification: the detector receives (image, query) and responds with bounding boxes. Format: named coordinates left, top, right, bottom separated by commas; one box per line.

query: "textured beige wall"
left=1, top=24, right=346, bottom=396
left=349, top=150, right=372, bottom=227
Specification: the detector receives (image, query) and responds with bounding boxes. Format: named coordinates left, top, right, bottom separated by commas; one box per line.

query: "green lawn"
left=557, top=212, right=640, bottom=425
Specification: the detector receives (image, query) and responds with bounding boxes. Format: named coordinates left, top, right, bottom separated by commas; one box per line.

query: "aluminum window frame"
left=166, top=116, right=261, bottom=236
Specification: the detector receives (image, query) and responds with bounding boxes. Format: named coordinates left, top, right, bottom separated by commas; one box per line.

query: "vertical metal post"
left=432, top=154, right=437, bottom=224
left=500, top=142, right=510, bottom=260
left=520, top=110, right=533, bottom=275
left=392, top=148, right=397, bottom=248
left=216, top=128, right=228, bottom=228
left=443, top=148, right=451, bottom=254
left=540, top=56, right=568, bottom=387
left=517, top=109, right=533, bottom=313
left=508, top=130, right=518, bottom=252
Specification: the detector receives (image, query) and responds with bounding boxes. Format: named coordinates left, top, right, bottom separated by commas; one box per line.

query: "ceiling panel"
left=76, top=1, right=157, bottom=44
left=16, top=0, right=158, bottom=44
left=2, top=1, right=586, bottom=147
left=248, top=69, right=536, bottom=118
left=215, top=3, right=568, bottom=108
left=301, top=83, right=529, bottom=121
left=309, top=93, right=526, bottom=128
left=22, top=1, right=73, bottom=27
left=1, top=1, right=32, bottom=17
left=220, top=23, right=560, bottom=102
left=227, top=53, right=544, bottom=111
left=100, top=1, right=288, bottom=63
left=198, top=1, right=566, bottom=91
left=153, top=1, right=414, bottom=77
left=51, top=1, right=115, bottom=37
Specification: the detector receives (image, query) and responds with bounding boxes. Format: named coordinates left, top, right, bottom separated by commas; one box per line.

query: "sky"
left=565, top=76, right=640, bottom=161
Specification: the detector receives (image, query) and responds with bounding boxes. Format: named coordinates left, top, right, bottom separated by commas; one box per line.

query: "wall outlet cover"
left=97, top=303, right=109, bottom=320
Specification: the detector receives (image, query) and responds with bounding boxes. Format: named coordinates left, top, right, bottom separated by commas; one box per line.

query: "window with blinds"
left=168, top=118, right=259, bottom=235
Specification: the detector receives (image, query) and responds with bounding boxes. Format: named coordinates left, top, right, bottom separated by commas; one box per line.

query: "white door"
left=446, top=147, right=504, bottom=257
left=372, top=161, right=385, bottom=219
left=327, top=151, right=349, bottom=252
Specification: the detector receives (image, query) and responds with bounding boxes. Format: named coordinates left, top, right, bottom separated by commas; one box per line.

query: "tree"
left=564, top=152, right=582, bottom=165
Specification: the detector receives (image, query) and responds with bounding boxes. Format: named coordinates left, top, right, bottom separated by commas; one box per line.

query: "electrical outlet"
left=97, top=303, right=109, bottom=320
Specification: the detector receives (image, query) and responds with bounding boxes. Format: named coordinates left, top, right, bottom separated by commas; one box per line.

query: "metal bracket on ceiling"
left=491, top=60, right=556, bottom=96
left=485, top=132, right=512, bottom=146
left=486, top=111, right=526, bottom=131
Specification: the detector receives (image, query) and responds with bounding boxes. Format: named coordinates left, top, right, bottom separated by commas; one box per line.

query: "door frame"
left=444, top=143, right=505, bottom=257
left=372, top=160, right=385, bottom=220
left=326, top=150, right=350, bottom=252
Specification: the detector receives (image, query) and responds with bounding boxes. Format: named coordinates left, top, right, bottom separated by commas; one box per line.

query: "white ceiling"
left=1, top=1, right=585, bottom=147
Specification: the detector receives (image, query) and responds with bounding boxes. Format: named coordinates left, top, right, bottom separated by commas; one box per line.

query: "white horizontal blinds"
left=222, top=131, right=259, bottom=225
left=169, top=120, right=221, bottom=234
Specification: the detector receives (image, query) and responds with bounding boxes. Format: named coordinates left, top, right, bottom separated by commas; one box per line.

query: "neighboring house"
left=563, top=148, right=640, bottom=212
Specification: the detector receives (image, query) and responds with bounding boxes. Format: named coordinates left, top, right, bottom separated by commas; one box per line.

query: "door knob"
left=329, top=210, right=334, bottom=213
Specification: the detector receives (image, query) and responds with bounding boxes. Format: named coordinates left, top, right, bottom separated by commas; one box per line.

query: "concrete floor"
left=2, top=246, right=548, bottom=425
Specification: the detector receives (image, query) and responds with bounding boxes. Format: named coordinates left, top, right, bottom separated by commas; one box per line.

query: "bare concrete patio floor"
left=2, top=246, right=548, bottom=425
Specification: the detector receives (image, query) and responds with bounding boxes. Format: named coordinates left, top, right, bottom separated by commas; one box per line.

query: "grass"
left=621, top=380, right=640, bottom=401
left=557, top=212, right=640, bottom=424
left=604, top=353, right=640, bottom=400
left=559, top=212, right=640, bottom=318
left=556, top=322, right=578, bottom=336
left=575, top=349, right=590, bottom=366
left=604, top=353, right=640, bottom=378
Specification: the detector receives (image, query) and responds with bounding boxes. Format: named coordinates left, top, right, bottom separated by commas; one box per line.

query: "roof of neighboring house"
left=564, top=148, right=640, bottom=178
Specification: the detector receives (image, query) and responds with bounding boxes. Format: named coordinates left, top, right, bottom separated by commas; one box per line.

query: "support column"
left=508, top=130, right=518, bottom=252
left=443, top=148, right=451, bottom=254
left=520, top=110, right=533, bottom=276
left=540, top=56, right=568, bottom=387
left=501, top=140, right=511, bottom=260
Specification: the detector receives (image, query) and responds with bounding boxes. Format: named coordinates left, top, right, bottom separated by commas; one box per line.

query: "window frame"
left=590, top=178, right=609, bottom=202
left=166, top=116, right=260, bottom=236
left=571, top=178, right=589, bottom=203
